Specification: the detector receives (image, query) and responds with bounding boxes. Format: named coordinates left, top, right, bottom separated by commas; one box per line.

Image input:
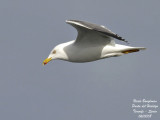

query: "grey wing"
left=66, top=20, right=128, bottom=46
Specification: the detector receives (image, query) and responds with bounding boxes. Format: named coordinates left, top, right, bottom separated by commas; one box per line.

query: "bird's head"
left=42, top=49, right=56, bottom=65
left=42, top=45, right=67, bottom=65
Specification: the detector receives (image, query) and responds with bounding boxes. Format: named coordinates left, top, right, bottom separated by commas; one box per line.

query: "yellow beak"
left=42, top=57, right=52, bottom=66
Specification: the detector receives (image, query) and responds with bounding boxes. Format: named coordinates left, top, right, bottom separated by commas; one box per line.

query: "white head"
left=42, top=44, right=68, bottom=65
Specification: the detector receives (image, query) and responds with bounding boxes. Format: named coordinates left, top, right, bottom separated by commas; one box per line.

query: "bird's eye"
left=52, top=50, right=56, bottom=54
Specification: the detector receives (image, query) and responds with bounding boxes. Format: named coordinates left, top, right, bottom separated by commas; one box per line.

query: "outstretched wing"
left=66, top=20, right=128, bottom=46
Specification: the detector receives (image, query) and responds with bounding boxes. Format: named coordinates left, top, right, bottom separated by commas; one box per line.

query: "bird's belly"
left=66, top=47, right=102, bottom=62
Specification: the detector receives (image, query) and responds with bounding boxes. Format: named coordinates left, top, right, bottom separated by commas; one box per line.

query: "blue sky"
left=0, top=0, right=160, bottom=120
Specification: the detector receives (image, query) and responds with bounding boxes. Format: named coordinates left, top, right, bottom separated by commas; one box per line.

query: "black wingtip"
left=115, top=34, right=129, bottom=44
left=122, top=39, right=129, bottom=44
left=124, top=40, right=129, bottom=44
left=121, top=38, right=129, bottom=44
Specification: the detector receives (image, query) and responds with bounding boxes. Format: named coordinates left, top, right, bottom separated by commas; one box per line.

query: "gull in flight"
left=43, top=20, right=145, bottom=65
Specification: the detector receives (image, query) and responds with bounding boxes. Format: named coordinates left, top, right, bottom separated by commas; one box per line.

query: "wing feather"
left=66, top=20, right=128, bottom=46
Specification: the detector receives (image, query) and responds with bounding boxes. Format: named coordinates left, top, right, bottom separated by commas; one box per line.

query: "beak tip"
left=42, top=62, right=47, bottom=66
left=42, top=57, right=52, bottom=66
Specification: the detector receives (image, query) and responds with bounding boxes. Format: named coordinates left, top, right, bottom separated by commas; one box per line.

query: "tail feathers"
left=122, top=47, right=146, bottom=54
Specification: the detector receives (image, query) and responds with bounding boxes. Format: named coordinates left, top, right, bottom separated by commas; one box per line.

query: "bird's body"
left=43, top=20, right=146, bottom=65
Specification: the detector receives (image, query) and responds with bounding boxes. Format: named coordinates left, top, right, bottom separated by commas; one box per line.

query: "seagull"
left=43, top=20, right=146, bottom=65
